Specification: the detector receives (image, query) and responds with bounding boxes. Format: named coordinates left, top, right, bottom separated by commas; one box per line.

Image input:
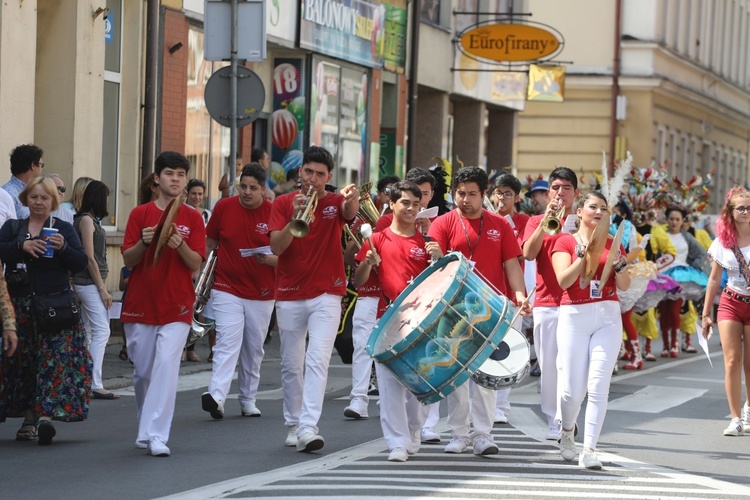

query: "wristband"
left=614, top=260, right=628, bottom=274
left=575, top=244, right=586, bottom=259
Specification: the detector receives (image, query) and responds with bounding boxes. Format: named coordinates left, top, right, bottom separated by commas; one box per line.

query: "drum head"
left=478, top=328, right=529, bottom=376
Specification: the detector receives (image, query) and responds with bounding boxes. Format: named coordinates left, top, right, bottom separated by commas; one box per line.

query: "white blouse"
left=708, top=239, right=750, bottom=295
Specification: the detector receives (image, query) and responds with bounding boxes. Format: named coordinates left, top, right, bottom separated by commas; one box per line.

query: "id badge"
left=590, top=280, right=602, bottom=299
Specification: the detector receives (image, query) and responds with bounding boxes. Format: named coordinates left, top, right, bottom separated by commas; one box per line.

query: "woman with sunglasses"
left=551, top=191, right=630, bottom=469
left=703, top=188, right=750, bottom=436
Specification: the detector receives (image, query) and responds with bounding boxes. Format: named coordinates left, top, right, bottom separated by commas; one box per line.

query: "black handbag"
left=32, top=290, right=80, bottom=334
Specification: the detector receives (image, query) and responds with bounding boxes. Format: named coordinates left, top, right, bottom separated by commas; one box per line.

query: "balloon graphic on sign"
left=270, top=161, right=286, bottom=185
left=272, top=109, right=298, bottom=151
left=287, top=96, right=306, bottom=131
left=282, top=150, right=304, bottom=173
left=273, top=63, right=300, bottom=102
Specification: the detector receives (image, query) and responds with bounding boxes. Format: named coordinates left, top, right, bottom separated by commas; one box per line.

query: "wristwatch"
left=575, top=244, right=585, bottom=259
left=614, top=260, right=628, bottom=274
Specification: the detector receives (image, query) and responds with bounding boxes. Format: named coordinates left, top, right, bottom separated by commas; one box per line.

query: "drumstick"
left=509, top=286, right=536, bottom=327
left=360, top=223, right=375, bottom=255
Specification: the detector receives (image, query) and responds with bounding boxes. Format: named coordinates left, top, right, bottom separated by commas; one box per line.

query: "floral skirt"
left=0, top=295, right=92, bottom=423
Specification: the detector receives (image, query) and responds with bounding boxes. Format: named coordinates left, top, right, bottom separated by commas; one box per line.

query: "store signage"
left=458, top=21, right=563, bottom=64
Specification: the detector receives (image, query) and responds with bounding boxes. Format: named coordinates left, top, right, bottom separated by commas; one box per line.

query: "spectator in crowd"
left=46, top=174, right=75, bottom=224
left=65, top=176, right=94, bottom=213
left=2, top=144, right=45, bottom=219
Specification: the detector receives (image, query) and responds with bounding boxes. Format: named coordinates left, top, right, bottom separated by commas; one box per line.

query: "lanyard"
left=457, top=210, right=483, bottom=260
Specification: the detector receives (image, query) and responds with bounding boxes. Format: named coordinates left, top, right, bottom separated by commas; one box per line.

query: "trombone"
left=289, top=185, right=318, bottom=238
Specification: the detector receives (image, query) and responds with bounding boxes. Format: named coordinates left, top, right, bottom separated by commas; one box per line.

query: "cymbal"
left=599, top=222, right=624, bottom=285
left=579, top=216, right=611, bottom=289
left=146, top=195, right=184, bottom=267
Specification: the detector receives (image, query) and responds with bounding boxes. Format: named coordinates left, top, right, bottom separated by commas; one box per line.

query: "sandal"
left=16, top=419, right=38, bottom=441
left=186, top=351, right=201, bottom=362
left=118, top=346, right=128, bottom=361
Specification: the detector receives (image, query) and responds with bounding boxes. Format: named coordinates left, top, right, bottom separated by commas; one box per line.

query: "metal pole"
left=229, top=0, right=239, bottom=190
left=141, top=0, right=159, bottom=178
left=405, top=0, right=420, bottom=171
left=609, top=0, right=622, bottom=176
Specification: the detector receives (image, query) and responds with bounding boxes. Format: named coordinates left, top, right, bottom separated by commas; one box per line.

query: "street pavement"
left=2, top=331, right=750, bottom=499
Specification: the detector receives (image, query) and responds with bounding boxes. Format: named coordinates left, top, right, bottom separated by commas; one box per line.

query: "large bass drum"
left=366, top=252, right=516, bottom=404
left=471, top=328, right=530, bottom=390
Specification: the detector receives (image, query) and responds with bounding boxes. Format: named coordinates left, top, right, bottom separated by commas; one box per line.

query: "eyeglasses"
left=57, top=186, right=66, bottom=194
left=734, top=206, right=750, bottom=214
left=494, top=191, right=515, bottom=199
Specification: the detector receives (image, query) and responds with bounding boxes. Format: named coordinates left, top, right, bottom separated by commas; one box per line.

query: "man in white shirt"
left=47, top=173, right=75, bottom=223
left=0, top=188, right=16, bottom=226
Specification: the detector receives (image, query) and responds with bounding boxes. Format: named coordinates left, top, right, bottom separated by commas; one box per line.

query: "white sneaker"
left=387, top=447, right=409, bottom=462
left=723, top=418, right=744, bottom=437
left=559, top=429, right=576, bottom=461
left=494, top=409, right=508, bottom=424
left=285, top=425, right=298, bottom=447
left=420, top=427, right=441, bottom=443
left=579, top=448, right=602, bottom=469
left=135, top=440, right=148, bottom=449
left=240, top=402, right=261, bottom=417
left=742, top=404, right=750, bottom=433
left=407, top=431, right=421, bottom=455
left=545, top=426, right=561, bottom=441
left=472, top=436, right=499, bottom=456
left=296, top=432, right=325, bottom=452
left=148, top=438, right=170, bottom=457
left=201, top=392, right=224, bottom=420
left=444, top=436, right=470, bottom=454
left=343, top=399, right=369, bottom=419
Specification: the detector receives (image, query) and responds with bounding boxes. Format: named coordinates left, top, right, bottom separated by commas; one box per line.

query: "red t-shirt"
left=428, top=209, right=521, bottom=298
left=522, top=214, right=564, bottom=307
left=350, top=219, right=382, bottom=298
left=207, top=197, right=275, bottom=300
left=552, top=234, right=626, bottom=305
left=355, top=227, right=430, bottom=317
left=121, top=201, right=207, bottom=325
left=269, top=191, right=348, bottom=300
left=509, top=212, right=530, bottom=247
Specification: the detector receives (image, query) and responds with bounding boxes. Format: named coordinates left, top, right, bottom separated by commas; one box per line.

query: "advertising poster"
left=271, top=58, right=307, bottom=191
left=383, top=0, right=406, bottom=73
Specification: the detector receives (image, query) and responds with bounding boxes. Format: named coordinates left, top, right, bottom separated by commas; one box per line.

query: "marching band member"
left=374, top=167, right=443, bottom=443
left=354, top=180, right=443, bottom=461
left=703, top=187, right=750, bottom=436
left=201, top=164, right=276, bottom=420
left=428, top=167, right=531, bottom=455
left=121, top=152, right=206, bottom=457
left=492, top=173, right=532, bottom=420
left=522, top=167, right=579, bottom=440
left=268, top=146, right=359, bottom=452
left=552, top=191, right=630, bottom=469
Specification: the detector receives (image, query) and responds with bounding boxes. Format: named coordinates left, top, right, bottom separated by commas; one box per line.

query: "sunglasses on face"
left=57, top=186, right=66, bottom=194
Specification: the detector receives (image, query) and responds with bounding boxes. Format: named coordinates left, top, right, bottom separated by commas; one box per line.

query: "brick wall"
left=160, top=8, right=189, bottom=154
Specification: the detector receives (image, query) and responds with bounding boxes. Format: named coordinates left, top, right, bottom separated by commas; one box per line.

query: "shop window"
left=102, top=0, right=122, bottom=226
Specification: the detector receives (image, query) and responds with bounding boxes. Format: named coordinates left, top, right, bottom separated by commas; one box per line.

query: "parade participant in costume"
left=354, top=181, right=443, bottom=461
left=201, top=164, right=277, bottom=420
left=523, top=167, right=580, bottom=440
left=0, top=176, right=89, bottom=445
left=428, top=167, right=531, bottom=455
left=703, top=187, right=750, bottom=436
left=552, top=191, right=630, bottom=469
left=625, top=166, right=679, bottom=361
left=657, top=206, right=709, bottom=357
left=121, top=152, right=206, bottom=457
left=269, top=146, right=359, bottom=452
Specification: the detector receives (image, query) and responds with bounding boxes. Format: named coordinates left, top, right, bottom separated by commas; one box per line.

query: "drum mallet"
left=360, top=223, right=375, bottom=254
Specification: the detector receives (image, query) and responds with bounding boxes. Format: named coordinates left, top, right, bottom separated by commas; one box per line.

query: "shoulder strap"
left=732, top=245, right=750, bottom=284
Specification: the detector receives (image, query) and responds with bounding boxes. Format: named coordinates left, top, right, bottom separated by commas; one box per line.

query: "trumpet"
left=186, top=248, right=218, bottom=347
left=541, top=202, right=566, bottom=235
left=356, top=182, right=381, bottom=226
left=289, top=185, right=319, bottom=238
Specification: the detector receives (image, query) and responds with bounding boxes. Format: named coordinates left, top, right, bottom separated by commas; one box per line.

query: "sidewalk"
left=101, top=329, right=281, bottom=391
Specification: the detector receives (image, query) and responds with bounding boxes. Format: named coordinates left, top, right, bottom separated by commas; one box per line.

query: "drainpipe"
left=141, top=0, right=160, bottom=178
left=405, top=0, right=420, bottom=171
left=608, top=0, right=622, bottom=177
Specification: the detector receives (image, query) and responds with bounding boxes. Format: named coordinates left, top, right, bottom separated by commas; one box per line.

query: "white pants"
left=495, top=314, right=523, bottom=415
left=74, top=283, right=111, bottom=391
left=376, top=363, right=429, bottom=450
left=208, top=290, right=275, bottom=407
left=447, top=380, right=495, bottom=440
left=533, top=306, right=560, bottom=428
left=423, top=402, right=440, bottom=429
left=557, top=301, right=622, bottom=450
left=349, top=296, right=378, bottom=404
left=125, top=322, right=190, bottom=445
left=276, top=294, right=341, bottom=436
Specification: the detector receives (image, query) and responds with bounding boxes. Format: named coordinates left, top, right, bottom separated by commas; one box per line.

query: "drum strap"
left=458, top=211, right=483, bottom=260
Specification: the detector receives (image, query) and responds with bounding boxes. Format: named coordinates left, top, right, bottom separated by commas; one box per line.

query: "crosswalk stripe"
left=606, top=386, right=707, bottom=413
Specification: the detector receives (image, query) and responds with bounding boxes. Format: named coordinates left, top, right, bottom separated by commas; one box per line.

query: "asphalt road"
left=1, top=332, right=748, bottom=499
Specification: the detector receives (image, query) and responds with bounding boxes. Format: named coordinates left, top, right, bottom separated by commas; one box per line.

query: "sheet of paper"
left=694, top=321, right=713, bottom=367
left=562, top=214, right=579, bottom=234
left=240, top=246, right=273, bottom=257
left=109, top=302, right=122, bottom=320
left=416, top=206, right=439, bottom=220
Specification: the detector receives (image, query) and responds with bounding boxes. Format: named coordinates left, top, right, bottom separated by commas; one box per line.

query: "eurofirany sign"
left=458, top=21, right=564, bottom=64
